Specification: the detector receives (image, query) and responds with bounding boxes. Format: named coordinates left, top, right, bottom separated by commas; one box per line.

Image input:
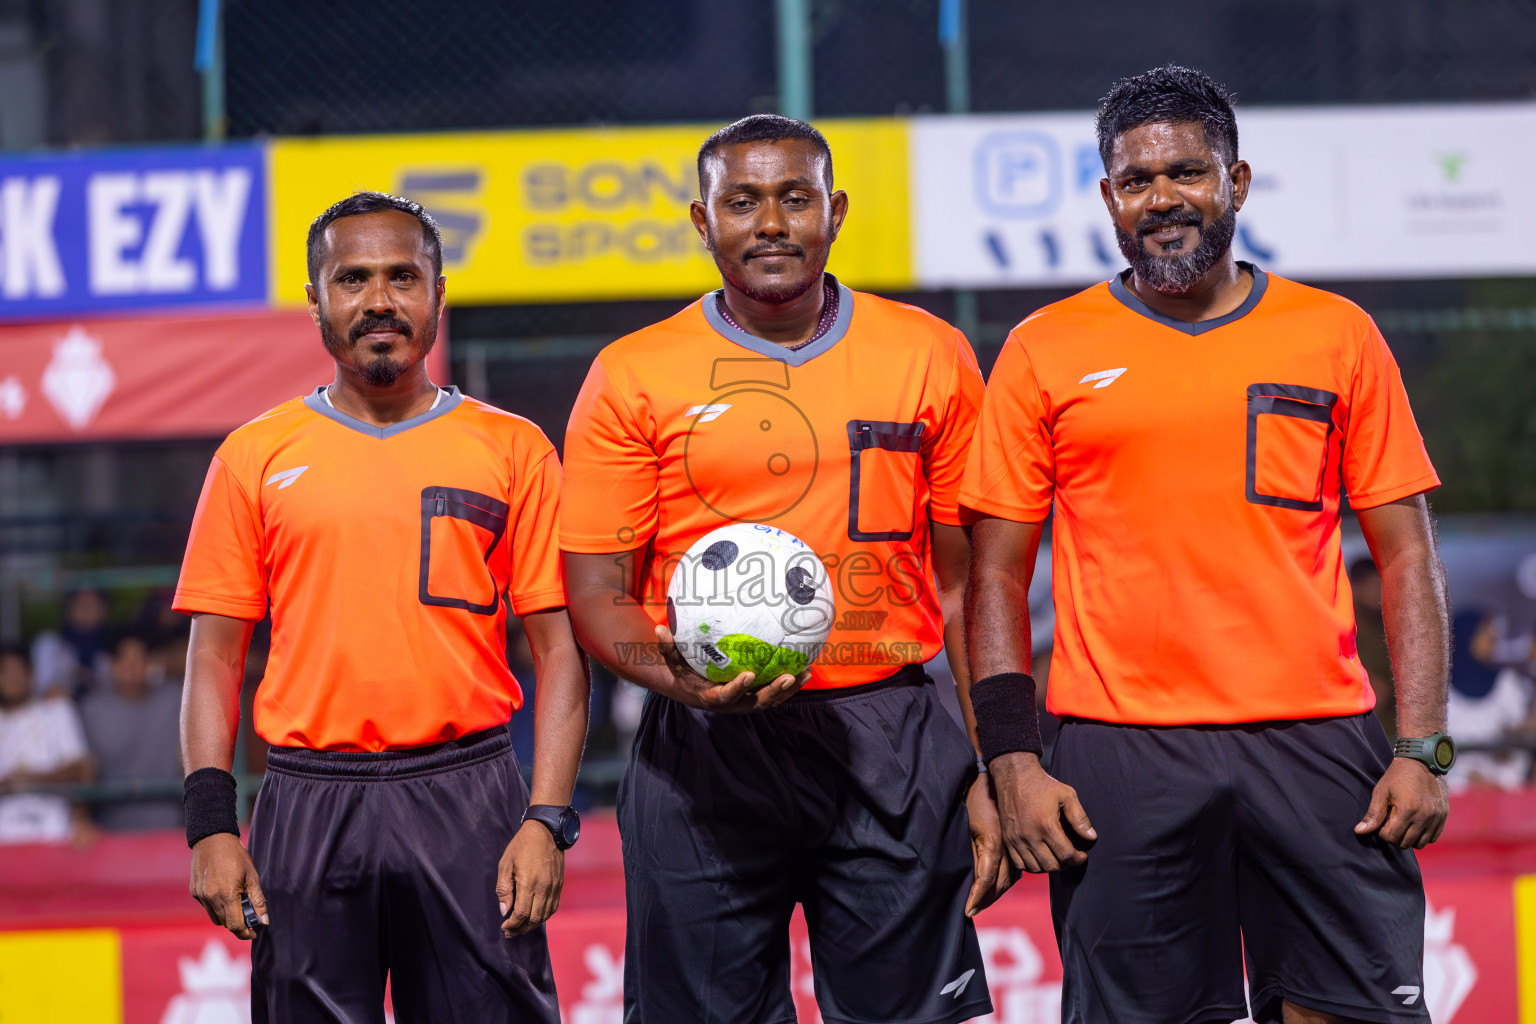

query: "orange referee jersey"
left=961, top=266, right=1439, bottom=726
left=174, top=387, right=565, bottom=751
left=561, top=276, right=984, bottom=689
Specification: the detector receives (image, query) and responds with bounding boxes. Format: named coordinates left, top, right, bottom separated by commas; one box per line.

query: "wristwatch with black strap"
left=1394, top=733, right=1456, bottom=776
left=522, top=804, right=582, bottom=850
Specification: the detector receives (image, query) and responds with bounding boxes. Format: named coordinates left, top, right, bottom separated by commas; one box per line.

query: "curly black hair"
left=1096, top=65, right=1238, bottom=170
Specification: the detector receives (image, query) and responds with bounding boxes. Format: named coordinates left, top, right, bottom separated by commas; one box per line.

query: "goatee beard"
left=318, top=306, right=439, bottom=388
left=1116, top=204, right=1238, bottom=298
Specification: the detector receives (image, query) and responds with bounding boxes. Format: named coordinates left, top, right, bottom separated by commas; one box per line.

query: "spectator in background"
left=30, top=587, right=112, bottom=700
left=0, top=645, right=94, bottom=845
left=80, top=632, right=183, bottom=830
left=1349, top=557, right=1396, bottom=740
left=136, top=588, right=192, bottom=685
left=1447, top=608, right=1534, bottom=791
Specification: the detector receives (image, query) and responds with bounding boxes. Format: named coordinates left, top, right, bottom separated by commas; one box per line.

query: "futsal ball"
left=666, top=523, right=835, bottom=688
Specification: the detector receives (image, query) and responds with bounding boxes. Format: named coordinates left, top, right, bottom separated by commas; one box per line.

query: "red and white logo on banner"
left=1423, top=900, right=1477, bottom=1021
left=40, top=326, right=116, bottom=430
left=159, top=940, right=250, bottom=1024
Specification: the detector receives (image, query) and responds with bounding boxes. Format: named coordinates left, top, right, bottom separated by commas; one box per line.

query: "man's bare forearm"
left=522, top=608, right=592, bottom=807
left=562, top=549, right=679, bottom=694
left=1381, top=553, right=1450, bottom=736
left=1383, top=564, right=1449, bottom=736
left=180, top=613, right=256, bottom=775
left=1359, top=496, right=1450, bottom=738
left=964, top=517, right=1042, bottom=684
left=931, top=522, right=978, bottom=746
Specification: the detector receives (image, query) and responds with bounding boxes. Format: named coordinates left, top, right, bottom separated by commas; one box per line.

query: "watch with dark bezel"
left=1394, top=733, right=1456, bottom=776
left=522, top=804, right=581, bottom=850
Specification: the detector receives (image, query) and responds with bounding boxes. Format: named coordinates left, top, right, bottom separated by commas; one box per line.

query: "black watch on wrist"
left=1394, top=733, right=1456, bottom=776
left=522, top=804, right=581, bottom=850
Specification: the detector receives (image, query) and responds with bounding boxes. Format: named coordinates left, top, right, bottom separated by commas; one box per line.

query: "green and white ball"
left=666, top=523, right=835, bottom=688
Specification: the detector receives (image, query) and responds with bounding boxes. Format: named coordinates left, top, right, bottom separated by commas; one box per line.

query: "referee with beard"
left=963, top=67, right=1453, bottom=1024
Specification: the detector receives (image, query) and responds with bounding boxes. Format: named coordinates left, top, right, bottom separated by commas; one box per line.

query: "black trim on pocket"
left=1245, top=383, right=1339, bottom=512
left=847, top=420, right=924, bottom=542
left=419, top=486, right=510, bottom=614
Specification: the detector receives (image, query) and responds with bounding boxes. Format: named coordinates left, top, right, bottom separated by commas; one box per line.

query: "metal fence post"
left=194, top=0, right=225, bottom=142
left=776, top=0, right=813, bottom=120
left=941, top=0, right=979, bottom=345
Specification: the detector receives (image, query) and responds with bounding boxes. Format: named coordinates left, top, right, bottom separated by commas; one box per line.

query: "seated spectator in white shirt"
left=1447, top=609, right=1534, bottom=791
left=0, top=645, right=94, bottom=845
left=80, top=632, right=184, bottom=831
left=30, top=587, right=112, bottom=700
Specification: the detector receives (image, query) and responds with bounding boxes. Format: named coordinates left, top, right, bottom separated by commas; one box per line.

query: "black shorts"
left=618, top=666, right=992, bottom=1024
left=247, top=725, right=559, bottom=1024
left=1049, top=714, right=1428, bottom=1024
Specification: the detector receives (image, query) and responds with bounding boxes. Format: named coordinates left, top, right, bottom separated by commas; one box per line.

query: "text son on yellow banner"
left=267, top=120, right=912, bottom=306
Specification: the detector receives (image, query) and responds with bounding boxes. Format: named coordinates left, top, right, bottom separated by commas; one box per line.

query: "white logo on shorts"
left=940, top=968, right=975, bottom=999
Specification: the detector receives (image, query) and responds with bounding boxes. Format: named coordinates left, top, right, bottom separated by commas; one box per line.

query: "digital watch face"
left=1434, top=737, right=1456, bottom=771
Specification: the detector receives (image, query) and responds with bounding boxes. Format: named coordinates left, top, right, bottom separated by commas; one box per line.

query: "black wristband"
left=971, top=672, right=1043, bottom=764
left=184, top=767, right=240, bottom=849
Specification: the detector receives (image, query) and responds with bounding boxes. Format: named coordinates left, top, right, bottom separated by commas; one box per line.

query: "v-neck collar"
left=1108, top=262, right=1269, bottom=336
left=700, top=274, right=855, bottom=367
left=303, top=385, right=464, bottom=439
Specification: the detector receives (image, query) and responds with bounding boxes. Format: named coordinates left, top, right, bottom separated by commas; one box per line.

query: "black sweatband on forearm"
left=970, top=672, right=1043, bottom=764
left=184, top=767, right=240, bottom=849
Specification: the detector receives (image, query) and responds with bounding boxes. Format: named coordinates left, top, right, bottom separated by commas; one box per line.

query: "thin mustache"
left=1138, top=213, right=1204, bottom=236
left=744, top=244, right=804, bottom=258
left=350, top=317, right=412, bottom=342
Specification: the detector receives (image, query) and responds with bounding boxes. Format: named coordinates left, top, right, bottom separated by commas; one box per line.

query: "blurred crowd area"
left=0, top=586, right=186, bottom=845
left=0, top=580, right=646, bottom=840
left=6, top=526, right=1536, bottom=845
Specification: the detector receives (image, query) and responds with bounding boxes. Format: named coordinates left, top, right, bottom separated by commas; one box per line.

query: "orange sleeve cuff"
left=1347, top=471, right=1441, bottom=510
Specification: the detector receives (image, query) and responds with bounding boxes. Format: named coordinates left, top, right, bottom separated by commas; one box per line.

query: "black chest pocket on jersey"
left=847, top=420, right=925, bottom=542
left=1245, top=384, right=1340, bottom=512
left=419, top=486, right=509, bottom=615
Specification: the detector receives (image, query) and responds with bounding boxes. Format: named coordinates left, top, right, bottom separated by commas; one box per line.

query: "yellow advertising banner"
left=1520, top=874, right=1536, bottom=1023
left=267, top=120, right=912, bottom=307
left=0, top=928, right=122, bottom=1023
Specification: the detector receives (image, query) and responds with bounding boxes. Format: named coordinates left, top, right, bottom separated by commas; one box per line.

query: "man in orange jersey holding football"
left=963, top=66, right=1452, bottom=1024
left=175, top=192, right=588, bottom=1023
left=561, top=115, right=1002, bottom=1023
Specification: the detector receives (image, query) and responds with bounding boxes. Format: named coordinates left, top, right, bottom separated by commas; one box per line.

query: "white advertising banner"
left=910, top=102, right=1536, bottom=288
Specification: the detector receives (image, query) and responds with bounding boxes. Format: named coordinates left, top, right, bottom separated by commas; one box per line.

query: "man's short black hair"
left=1096, top=65, right=1239, bottom=171
left=306, top=191, right=443, bottom=284
left=696, top=114, right=833, bottom=198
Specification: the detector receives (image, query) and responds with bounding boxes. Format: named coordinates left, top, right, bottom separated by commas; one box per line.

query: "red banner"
left=0, top=819, right=1526, bottom=1022
left=0, top=309, right=449, bottom=444
left=68, top=874, right=1510, bottom=1024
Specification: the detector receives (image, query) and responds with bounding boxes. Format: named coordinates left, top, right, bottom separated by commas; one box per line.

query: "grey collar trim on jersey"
left=1108, top=262, right=1269, bottom=336
left=700, top=274, right=854, bottom=367
left=303, top=385, right=464, bottom=439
